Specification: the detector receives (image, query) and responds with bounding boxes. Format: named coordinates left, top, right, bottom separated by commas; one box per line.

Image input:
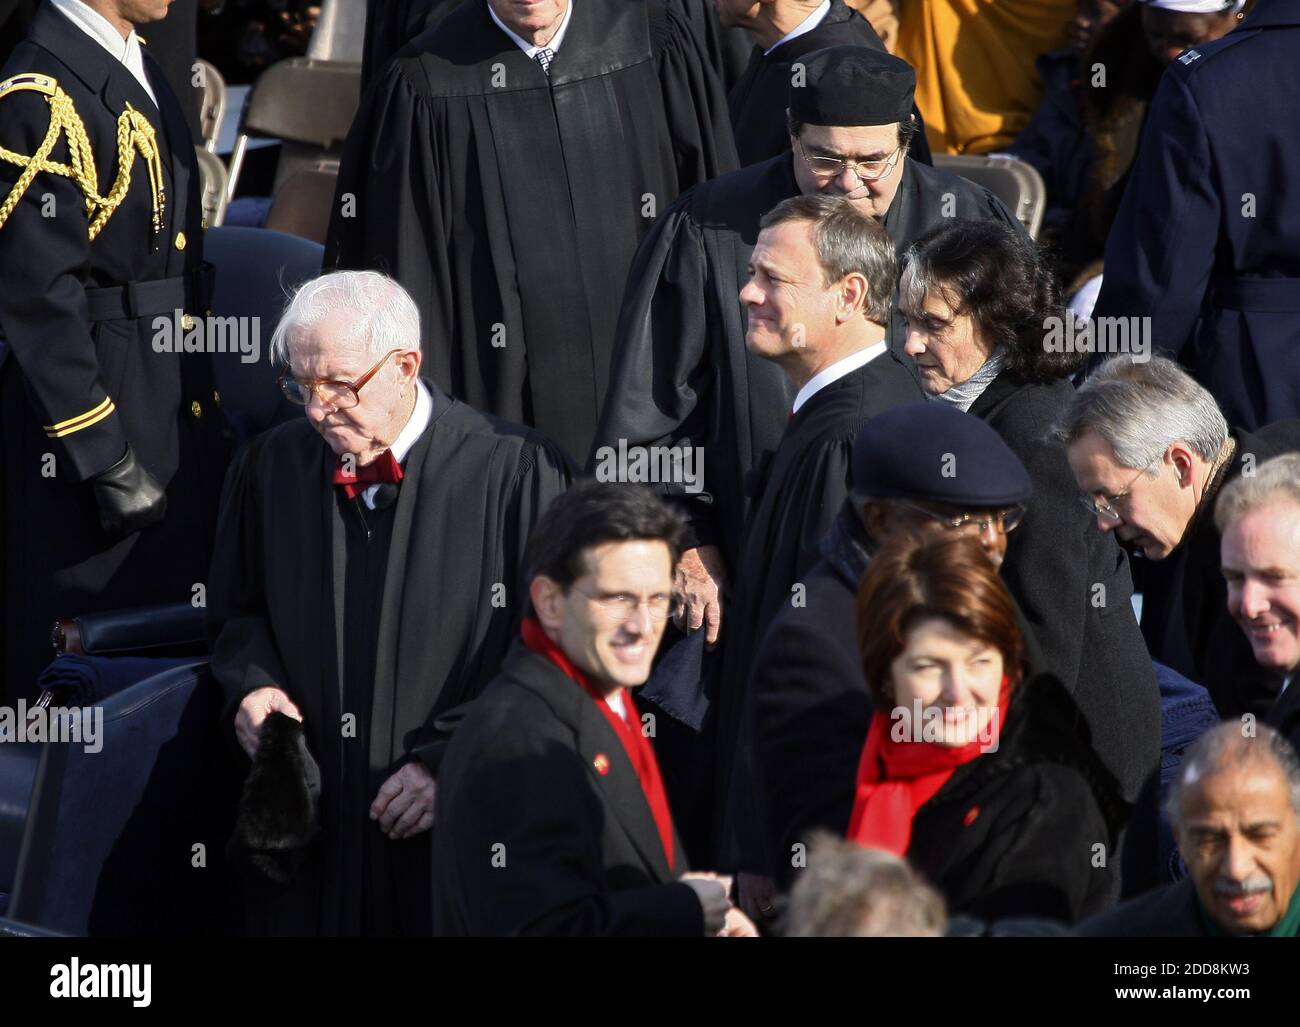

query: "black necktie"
left=535, top=47, right=555, bottom=75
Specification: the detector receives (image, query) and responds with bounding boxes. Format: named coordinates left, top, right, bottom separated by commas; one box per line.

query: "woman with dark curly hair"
left=897, top=220, right=1160, bottom=845
left=848, top=533, right=1128, bottom=923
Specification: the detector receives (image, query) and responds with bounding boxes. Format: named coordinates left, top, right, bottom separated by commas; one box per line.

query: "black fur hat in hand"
left=228, top=711, right=322, bottom=885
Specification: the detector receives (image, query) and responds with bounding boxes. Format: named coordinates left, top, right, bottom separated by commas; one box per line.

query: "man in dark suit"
left=1056, top=356, right=1300, bottom=717
left=1215, top=454, right=1300, bottom=753
left=432, top=481, right=756, bottom=936
left=1092, top=0, right=1300, bottom=430
left=1080, top=722, right=1300, bottom=937
left=0, top=0, right=229, bottom=698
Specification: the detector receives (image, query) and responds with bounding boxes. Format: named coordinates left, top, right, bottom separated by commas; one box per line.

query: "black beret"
left=852, top=403, right=1033, bottom=507
left=789, top=46, right=916, bottom=128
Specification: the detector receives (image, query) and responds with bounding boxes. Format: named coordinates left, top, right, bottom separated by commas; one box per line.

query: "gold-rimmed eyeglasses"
left=797, top=138, right=903, bottom=183
left=277, top=348, right=404, bottom=409
left=891, top=499, right=1027, bottom=536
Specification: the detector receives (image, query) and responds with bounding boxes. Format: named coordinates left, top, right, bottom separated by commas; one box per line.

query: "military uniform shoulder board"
left=0, top=72, right=58, bottom=100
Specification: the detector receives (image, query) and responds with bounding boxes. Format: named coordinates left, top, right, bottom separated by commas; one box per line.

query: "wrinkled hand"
left=737, top=872, right=778, bottom=925
left=673, top=545, right=726, bottom=646
left=234, top=686, right=302, bottom=758
left=681, top=872, right=731, bottom=935
left=370, top=762, right=436, bottom=840
left=717, top=906, right=759, bottom=938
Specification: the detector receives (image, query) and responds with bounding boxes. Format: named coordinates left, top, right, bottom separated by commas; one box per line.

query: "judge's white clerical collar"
left=764, top=0, right=831, bottom=56
left=50, top=0, right=157, bottom=106
left=487, top=0, right=575, bottom=60
left=791, top=339, right=886, bottom=414
left=389, top=378, right=433, bottom=466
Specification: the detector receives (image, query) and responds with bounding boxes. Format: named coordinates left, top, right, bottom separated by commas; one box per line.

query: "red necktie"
left=333, top=450, right=404, bottom=499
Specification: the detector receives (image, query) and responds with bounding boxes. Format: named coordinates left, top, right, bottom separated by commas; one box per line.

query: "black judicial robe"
left=589, top=152, right=1017, bottom=571
left=0, top=4, right=228, bottom=699
left=206, top=385, right=572, bottom=936
left=712, top=355, right=922, bottom=870
left=726, top=0, right=932, bottom=168
left=326, top=0, right=738, bottom=464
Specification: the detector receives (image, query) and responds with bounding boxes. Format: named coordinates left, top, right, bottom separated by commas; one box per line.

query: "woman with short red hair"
left=848, top=533, right=1128, bottom=923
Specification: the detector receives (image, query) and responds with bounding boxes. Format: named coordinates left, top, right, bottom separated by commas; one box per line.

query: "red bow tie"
left=333, top=450, right=404, bottom=499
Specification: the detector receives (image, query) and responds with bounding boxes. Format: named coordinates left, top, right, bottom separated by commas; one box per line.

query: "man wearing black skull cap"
left=591, top=46, right=1024, bottom=656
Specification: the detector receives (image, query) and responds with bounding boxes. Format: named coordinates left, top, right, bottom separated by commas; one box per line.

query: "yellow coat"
left=896, top=0, right=1073, bottom=154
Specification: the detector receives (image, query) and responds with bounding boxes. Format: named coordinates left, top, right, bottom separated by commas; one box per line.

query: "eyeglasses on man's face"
left=570, top=584, right=674, bottom=622
left=892, top=499, right=1027, bottom=536
left=797, top=138, right=903, bottom=183
left=1078, top=459, right=1159, bottom=523
left=278, top=348, right=404, bottom=409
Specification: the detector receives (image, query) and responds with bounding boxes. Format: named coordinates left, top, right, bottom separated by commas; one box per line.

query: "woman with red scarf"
left=847, top=533, right=1129, bottom=923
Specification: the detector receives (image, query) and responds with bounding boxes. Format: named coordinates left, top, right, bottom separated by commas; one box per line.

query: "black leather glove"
left=91, top=448, right=167, bottom=541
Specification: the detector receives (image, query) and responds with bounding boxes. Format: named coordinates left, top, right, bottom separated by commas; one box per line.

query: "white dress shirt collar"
left=50, top=0, right=158, bottom=107
left=764, top=0, right=831, bottom=56
left=791, top=340, right=886, bottom=414
left=361, top=378, right=432, bottom=509
left=487, top=0, right=575, bottom=59
left=606, top=689, right=627, bottom=719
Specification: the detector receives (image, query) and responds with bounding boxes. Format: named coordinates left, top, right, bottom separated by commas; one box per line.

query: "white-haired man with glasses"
left=1055, top=355, right=1300, bottom=718
left=207, top=270, right=573, bottom=937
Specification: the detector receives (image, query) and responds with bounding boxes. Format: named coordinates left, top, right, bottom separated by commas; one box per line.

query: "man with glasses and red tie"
left=1055, top=354, right=1300, bottom=719
left=207, top=269, right=572, bottom=937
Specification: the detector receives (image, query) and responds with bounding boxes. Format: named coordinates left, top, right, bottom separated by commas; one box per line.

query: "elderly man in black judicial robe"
left=207, top=271, right=572, bottom=936
left=720, top=0, right=931, bottom=167
left=712, top=195, right=921, bottom=889
left=326, top=0, right=738, bottom=464
left=589, top=46, right=1019, bottom=654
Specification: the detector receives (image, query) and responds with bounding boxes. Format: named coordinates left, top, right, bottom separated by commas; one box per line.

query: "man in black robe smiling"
left=326, top=0, right=738, bottom=464
left=207, top=270, right=572, bottom=936
left=589, top=46, right=1019, bottom=652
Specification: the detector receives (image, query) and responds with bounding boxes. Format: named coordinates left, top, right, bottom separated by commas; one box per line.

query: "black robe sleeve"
left=587, top=196, right=721, bottom=546
left=655, top=0, right=740, bottom=189
left=405, top=434, right=574, bottom=772
left=206, top=436, right=293, bottom=719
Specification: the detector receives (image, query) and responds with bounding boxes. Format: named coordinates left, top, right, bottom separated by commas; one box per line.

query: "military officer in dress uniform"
left=1092, top=0, right=1300, bottom=431
left=0, top=0, right=229, bottom=698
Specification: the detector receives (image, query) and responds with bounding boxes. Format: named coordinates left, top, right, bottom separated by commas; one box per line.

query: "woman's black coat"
left=905, top=673, right=1130, bottom=924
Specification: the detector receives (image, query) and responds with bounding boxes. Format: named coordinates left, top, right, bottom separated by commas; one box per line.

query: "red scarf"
left=520, top=617, right=676, bottom=871
left=333, top=449, right=404, bottom=499
left=846, top=679, right=1010, bottom=855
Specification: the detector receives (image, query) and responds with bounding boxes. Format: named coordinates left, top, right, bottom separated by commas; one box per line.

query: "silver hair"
left=758, top=194, right=896, bottom=324
left=1052, top=355, right=1228, bottom=470
left=267, top=270, right=421, bottom=366
left=1165, top=722, right=1300, bottom=831
left=784, top=832, right=947, bottom=937
left=1214, top=453, right=1300, bottom=534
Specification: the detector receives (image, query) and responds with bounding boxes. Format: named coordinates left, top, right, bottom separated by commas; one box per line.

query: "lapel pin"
left=962, top=805, right=981, bottom=827
left=593, top=754, right=610, bottom=776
